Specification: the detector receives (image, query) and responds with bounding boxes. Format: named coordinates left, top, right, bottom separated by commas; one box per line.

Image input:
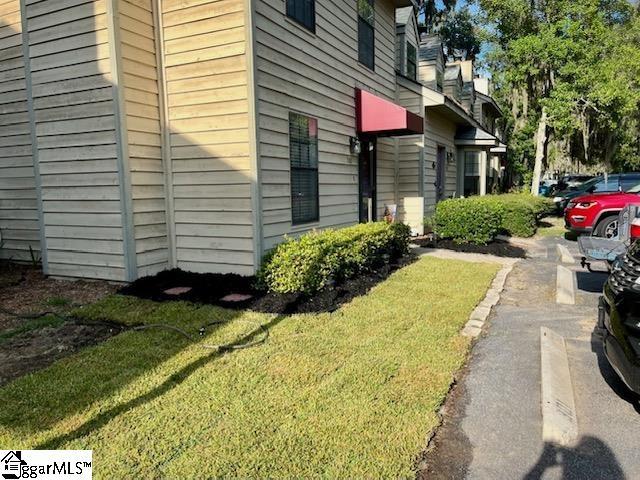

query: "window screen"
left=289, top=113, right=319, bottom=224
left=358, top=0, right=375, bottom=70
left=406, top=43, right=417, bottom=80
left=286, top=0, right=315, bottom=32
left=464, top=151, right=480, bottom=176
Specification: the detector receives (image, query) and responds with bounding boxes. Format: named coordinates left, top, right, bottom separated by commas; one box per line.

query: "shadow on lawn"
left=0, top=303, right=255, bottom=437
left=35, top=313, right=285, bottom=450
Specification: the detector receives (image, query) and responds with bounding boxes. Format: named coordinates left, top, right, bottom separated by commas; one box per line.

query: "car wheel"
left=595, top=215, right=619, bottom=239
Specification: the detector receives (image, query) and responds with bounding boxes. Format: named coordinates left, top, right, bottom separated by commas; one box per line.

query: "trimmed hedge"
left=257, top=222, right=411, bottom=294
left=433, top=197, right=504, bottom=244
left=434, top=194, right=554, bottom=243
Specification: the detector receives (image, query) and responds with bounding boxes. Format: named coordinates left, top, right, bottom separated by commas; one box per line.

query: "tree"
left=478, top=0, right=640, bottom=192
left=421, top=0, right=458, bottom=33
left=439, top=7, right=481, bottom=60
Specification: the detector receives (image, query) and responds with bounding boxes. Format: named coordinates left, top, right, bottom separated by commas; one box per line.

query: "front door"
left=436, top=146, right=446, bottom=201
left=359, top=138, right=377, bottom=222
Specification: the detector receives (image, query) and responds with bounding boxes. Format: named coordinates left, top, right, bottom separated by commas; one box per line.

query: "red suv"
left=565, top=184, right=640, bottom=238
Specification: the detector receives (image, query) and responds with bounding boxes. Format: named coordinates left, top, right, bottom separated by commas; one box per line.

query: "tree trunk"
left=531, top=108, right=548, bottom=196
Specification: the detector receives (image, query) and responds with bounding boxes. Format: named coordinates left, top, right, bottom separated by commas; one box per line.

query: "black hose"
left=0, top=304, right=268, bottom=352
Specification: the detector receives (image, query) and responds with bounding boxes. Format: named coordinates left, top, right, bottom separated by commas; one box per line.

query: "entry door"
left=359, top=138, right=377, bottom=223
left=436, top=146, right=447, bottom=201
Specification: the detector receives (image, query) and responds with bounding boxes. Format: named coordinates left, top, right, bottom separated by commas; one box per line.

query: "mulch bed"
left=119, top=255, right=417, bottom=315
left=412, top=237, right=527, bottom=258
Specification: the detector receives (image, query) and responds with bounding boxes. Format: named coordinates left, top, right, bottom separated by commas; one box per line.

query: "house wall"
left=159, top=0, right=254, bottom=275
left=118, top=0, right=168, bottom=277
left=0, top=0, right=39, bottom=263
left=396, top=81, right=422, bottom=220
left=423, top=108, right=457, bottom=214
left=24, top=0, right=127, bottom=281
left=254, top=0, right=398, bottom=250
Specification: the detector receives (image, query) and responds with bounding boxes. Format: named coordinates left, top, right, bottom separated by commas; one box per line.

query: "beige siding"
left=396, top=82, right=422, bottom=219
left=424, top=108, right=457, bottom=213
left=25, top=0, right=125, bottom=280
left=160, top=0, right=253, bottom=275
left=376, top=137, right=395, bottom=218
left=119, top=0, right=168, bottom=277
left=0, top=0, right=39, bottom=262
left=256, top=0, right=398, bottom=249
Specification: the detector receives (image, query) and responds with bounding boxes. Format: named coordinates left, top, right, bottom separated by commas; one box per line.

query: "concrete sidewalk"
left=419, top=236, right=640, bottom=480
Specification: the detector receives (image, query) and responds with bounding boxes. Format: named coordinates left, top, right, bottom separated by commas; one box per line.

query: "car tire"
left=595, top=215, right=619, bottom=239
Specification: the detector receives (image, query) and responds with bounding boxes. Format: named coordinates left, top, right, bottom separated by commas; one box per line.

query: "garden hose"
left=0, top=305, right=268, bottom=351
left=131, top=320, right=269, bottom=351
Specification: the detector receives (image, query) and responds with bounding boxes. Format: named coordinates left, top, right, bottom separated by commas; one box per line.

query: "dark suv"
left=601, top=241, right=640, bottom=395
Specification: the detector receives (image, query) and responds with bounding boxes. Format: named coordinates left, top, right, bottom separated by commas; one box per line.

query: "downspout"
left=20, top=0, right=48, bottom=274
left=153, top=0, right=176, bottom=268
left=107, top=0, right=137, bottom=281
left=245, top=0, right=263, bottom=271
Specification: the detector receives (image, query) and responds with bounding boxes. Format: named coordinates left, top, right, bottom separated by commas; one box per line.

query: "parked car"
left=601, top=238, right=640, bottom=396
left=539, top=179, right=558, bottom=197
left=564, top=182, right=640, bottom=238
left=557, top=174, right=595, bottom=191
left=555, top=173, right=640, bottom=214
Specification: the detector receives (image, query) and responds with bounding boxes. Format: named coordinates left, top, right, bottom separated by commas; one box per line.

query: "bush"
left=433, top=197, right=504, bottom=244
left=257, top=222, right=411, bottom=294
left=481, top=194, right=553, bottom=237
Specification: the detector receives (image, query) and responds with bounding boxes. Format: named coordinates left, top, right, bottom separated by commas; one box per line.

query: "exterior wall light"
left=350, top=137, right=361, bottom=154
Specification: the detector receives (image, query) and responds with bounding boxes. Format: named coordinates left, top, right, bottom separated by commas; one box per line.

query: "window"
left=289, top=113, right=319, bottom=224
left=358, top=0, right=375, bottom=70
left=286, top=0, right=315, bottom=32
left=464, top=151, right=480, bottom=196
left=406, top=42, right=416, bottom=80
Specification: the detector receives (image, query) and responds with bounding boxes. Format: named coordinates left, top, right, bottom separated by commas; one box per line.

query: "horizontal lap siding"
left=376, top=137, right=395, bottom=218
left=396, top=82, right=422, bottom=219
left=0, top=0, right=39, bottom=262
left=424, top=109, right=456, bottom=214
left=256, top=0, right=397, bottom=249
left=161, top=0, right=253, bottom=275
left=25, top=0, right=125, bottom=280
left=119, top=0, right=168, bottom=277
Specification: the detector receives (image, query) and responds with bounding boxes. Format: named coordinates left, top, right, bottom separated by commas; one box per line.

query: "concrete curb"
left=540, top=327, right=579, bottom=446
left=556, top=265, right=576, bottom=305
left=462, top=263, right=515, bottom=338
left=556, top=244, right=576, bottom=264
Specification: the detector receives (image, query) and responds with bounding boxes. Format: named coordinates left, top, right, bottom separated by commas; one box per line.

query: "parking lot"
left=420, top=235, right=640, bottom=479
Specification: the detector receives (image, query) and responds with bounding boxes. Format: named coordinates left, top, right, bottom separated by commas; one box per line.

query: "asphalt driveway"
left=419, top=236, right=640, bottom=480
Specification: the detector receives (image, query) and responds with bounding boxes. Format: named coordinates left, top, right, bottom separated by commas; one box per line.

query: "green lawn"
left=536, top=216, right=567, bottom=238
left=0, top=256, right=499, bottom=478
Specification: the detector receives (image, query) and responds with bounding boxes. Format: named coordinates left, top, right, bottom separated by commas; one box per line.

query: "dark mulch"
left=119, top=255, right=417, bottom=314
left=412, top=237, right=527, bottom=258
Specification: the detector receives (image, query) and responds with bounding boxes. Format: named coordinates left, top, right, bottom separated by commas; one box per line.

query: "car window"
left=621, top=175, right=640, bottom=191
left=592, top=176, right=620, bottom=192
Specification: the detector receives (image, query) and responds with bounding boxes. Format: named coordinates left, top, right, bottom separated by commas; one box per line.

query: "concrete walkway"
left=419, top=236, right=640, bottom=480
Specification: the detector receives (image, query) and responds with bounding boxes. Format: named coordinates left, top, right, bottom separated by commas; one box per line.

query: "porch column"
left=479, top=150, right=488, bottom=196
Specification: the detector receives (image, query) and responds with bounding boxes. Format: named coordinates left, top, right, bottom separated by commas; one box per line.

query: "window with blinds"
left=358, top=0, right=375, bottom=70
left=286, top=0, right=315, bottom=32
left=406, top=42, right=417, bottom=80
left=289, top=113, right=319, bottom=224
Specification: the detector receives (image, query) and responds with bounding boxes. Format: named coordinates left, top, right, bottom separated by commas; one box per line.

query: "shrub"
left=481, top=194, right=554, bottom=237
left=433, top=198, right=504, bottom=244
left=257, top=222, right=411, bottom=294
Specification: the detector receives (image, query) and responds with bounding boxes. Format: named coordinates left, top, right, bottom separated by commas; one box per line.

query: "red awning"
left=355, top=88, right=423, bottom=137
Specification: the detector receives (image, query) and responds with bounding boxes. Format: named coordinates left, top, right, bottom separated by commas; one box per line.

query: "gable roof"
left=444, top=64, right=461, bottom=81
left=396, top=6, right=413, bottom=26
left=418, top=34, right=444, bottom=62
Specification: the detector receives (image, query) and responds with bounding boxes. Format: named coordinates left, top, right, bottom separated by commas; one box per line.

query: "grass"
left=536, top=216, right=567, bottom=238
left=0, top=256, right=499, bottom=478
